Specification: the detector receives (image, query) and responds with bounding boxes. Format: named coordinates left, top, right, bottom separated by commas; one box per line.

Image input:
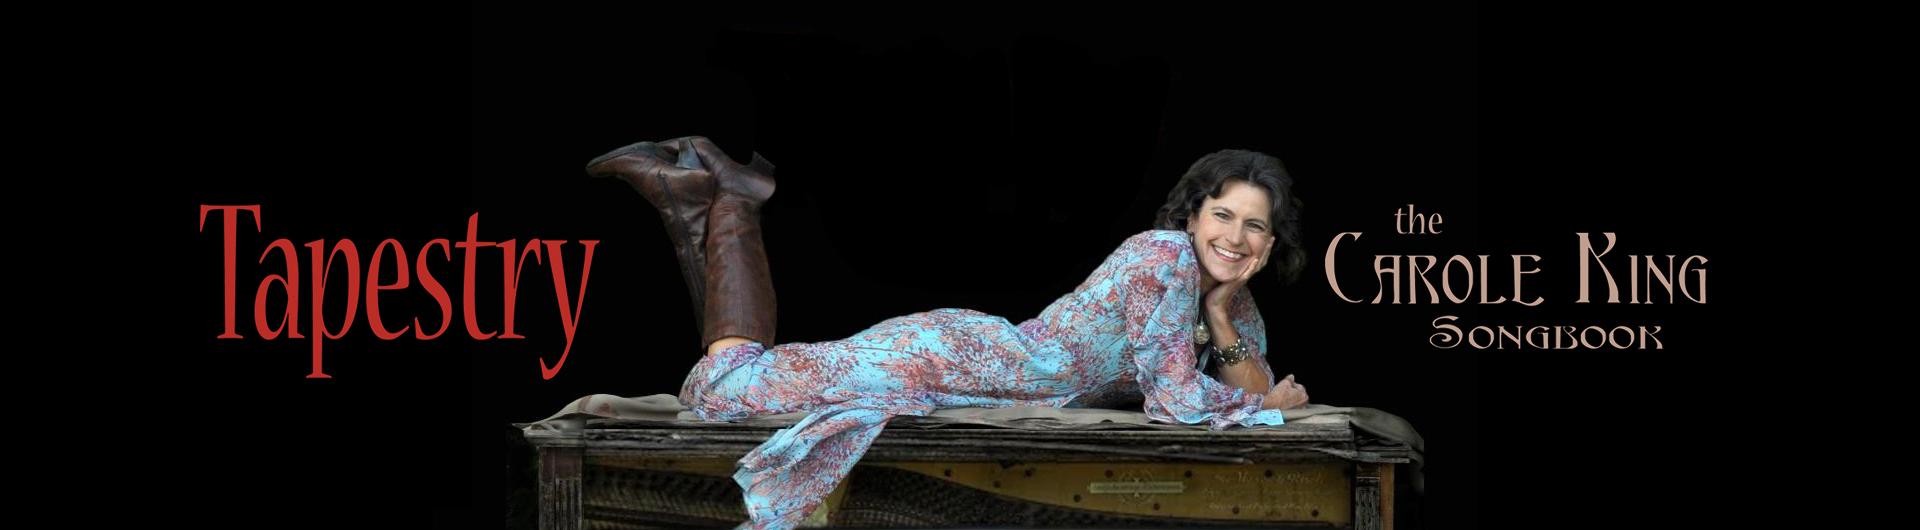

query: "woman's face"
left=1186, top=180, right=1275, bottom=288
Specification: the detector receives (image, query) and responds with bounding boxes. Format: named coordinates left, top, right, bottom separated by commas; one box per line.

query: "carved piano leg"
left=539, top=444, right=583, bottom=530
left=1354, top=462, right=1394, bottom=530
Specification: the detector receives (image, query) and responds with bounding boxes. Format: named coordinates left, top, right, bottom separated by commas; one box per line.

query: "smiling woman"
left=1152, top=149, right=1308, bottom=288
left=1151, top=150, right=1310, bottom=401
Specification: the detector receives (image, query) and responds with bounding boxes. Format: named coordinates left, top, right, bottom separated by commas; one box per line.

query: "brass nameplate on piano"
left=1088, top=481, right=1187, bottom=494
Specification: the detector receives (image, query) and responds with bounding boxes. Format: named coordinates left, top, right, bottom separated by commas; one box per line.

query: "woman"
left=587, top=137, right=1312, bottom=530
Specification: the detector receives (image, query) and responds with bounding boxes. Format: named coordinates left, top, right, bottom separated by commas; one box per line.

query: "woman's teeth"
left=1212, top=245, right=1246, bottom=262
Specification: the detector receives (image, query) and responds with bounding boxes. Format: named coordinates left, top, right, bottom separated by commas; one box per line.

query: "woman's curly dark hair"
left=1152, top=149, right=1306, bottom=285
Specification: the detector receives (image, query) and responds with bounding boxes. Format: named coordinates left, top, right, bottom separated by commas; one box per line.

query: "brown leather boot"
left=684, top=137, right=779, bottom=348
left=585, top=138, right=717, bottom=338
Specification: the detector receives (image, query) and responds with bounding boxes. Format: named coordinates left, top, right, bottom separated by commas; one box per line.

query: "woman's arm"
left=1120, top=233, right=1286, bottom=429
left=1207, top=312, right=1273, bottom=396
left=1205, top=291, right=1275, bottom=397
left=1227, top=300, right=1308, bottom=411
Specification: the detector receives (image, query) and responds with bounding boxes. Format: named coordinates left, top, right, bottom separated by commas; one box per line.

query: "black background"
left=117, top=2, right=1785, bottom=528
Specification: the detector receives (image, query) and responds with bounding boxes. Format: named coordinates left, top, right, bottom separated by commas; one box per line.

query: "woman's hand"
left=1204, top=238, right=1273, bottom=315
left=1261, top=374, right=1309, bottom=410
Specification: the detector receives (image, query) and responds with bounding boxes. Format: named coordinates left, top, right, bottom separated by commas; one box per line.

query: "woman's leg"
left=707, top=336, right=754, bottom=357
left=691, top=137, right=779, bottom=350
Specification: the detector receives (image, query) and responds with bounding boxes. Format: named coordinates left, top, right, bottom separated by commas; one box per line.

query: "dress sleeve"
left=1121, top=235, right=1287, bottom=430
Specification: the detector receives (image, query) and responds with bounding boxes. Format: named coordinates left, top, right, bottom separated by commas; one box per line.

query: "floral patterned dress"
left=677, top=228, right=1285, bottom=529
